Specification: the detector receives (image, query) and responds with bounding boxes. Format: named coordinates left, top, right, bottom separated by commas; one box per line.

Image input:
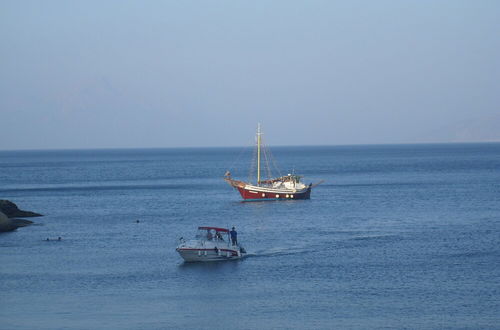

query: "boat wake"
left=244, top=246, right=311, bottom=258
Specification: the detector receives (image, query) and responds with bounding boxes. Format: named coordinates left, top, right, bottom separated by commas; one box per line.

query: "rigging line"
left=227, top=143, right=252, bottom=174
left=261, top=138, right=268, bottom=180
left=262, top=139, right=273, bottom=181
left=267, top=143, right=282, bottom=178
left=248, top=138, right=257, bottom=184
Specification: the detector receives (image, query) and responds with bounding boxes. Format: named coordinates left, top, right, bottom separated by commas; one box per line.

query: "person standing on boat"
left=230, top=227, right=237, bottom=246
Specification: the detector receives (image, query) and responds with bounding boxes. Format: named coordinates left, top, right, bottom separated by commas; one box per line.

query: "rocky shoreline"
left=0, top=200, right=42, bottom=233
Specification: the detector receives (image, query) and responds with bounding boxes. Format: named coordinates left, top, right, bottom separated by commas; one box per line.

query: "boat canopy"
left=198, top=226, right=229, bottom=233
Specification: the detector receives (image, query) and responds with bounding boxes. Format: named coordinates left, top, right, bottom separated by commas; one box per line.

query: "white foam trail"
left=245, top=245, right=311, bottom=258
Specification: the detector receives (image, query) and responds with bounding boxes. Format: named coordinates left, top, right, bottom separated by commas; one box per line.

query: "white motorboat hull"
left=176, top=248, right=243, bottom=262
left=176, top=227, right=246, bottom=262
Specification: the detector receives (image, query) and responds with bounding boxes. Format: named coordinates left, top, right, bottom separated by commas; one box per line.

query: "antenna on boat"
left=257, top=123, right=262, bottom=186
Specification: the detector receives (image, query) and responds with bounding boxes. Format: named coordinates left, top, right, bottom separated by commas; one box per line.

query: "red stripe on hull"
left=236, top=186, right=311, bottom=201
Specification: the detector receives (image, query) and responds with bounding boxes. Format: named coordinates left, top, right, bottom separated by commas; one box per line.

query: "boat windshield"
left=195, top=228, right=226, bottom=241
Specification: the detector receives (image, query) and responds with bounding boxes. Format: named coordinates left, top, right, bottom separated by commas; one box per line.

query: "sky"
left=1, top=0, right=499, bottom=150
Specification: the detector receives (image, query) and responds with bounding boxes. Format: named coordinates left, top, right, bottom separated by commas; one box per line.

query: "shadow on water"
left=227, top=199, right=310, bottom=207
left=177, top=259, right=243, bottom=271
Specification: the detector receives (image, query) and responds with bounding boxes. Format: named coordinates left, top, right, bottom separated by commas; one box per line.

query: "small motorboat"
left=176, top=226, right=246, bottom=262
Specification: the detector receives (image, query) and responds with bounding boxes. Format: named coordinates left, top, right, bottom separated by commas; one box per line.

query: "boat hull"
left=236, top=185, right=311, bottom=201
left=176, top=248, right=243, bottom=262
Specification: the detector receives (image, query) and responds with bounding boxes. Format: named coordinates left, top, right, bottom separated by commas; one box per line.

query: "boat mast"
left=257, top=123, right=261, bottom=185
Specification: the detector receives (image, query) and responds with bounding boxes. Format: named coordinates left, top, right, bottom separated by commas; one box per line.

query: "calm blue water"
left=1, top=144, right=499, bottom=329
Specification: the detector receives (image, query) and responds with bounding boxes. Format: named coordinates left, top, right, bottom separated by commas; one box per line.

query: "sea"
left=1, top=143, right=499, bottom=330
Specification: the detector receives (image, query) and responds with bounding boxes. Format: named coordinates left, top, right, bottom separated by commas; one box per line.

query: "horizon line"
left=1, top=140, right=499, bottom=152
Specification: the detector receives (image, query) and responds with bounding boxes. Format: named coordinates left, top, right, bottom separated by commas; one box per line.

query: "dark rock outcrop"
left=0, top=200, right=41, bottom=233
left=0, top=211, right=34, bottom=232
left=0, top=200, right=43, bottom=218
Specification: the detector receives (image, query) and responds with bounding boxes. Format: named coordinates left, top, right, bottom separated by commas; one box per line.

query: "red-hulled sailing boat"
left=224, top=124, right=322, bottom=201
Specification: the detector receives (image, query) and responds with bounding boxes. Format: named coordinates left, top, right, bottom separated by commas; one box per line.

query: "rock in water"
left=0, top=211, right=34, bottom=233
left=0, top=200, right=39, bottom=233
left=0, top=200, right=43, bottom=217
left=0, top=211, right=16, bottom=232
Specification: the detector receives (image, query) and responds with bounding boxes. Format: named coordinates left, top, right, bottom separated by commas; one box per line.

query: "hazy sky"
left=1, top=1, right=499, bottom=150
